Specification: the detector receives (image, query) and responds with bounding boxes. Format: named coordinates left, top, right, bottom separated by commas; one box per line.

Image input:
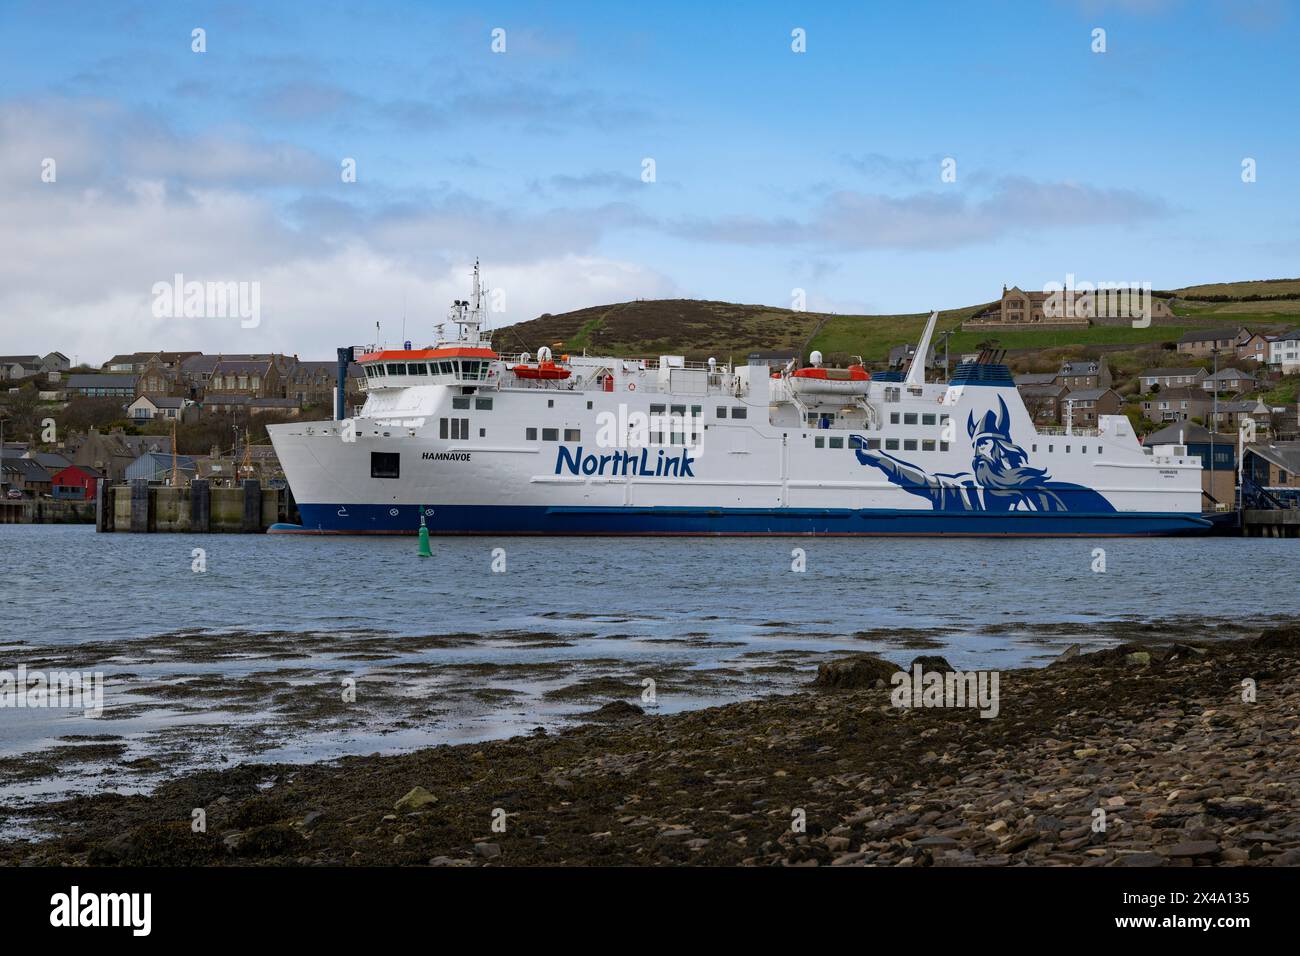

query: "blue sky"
left=1, top=0, right=1297, bottom=362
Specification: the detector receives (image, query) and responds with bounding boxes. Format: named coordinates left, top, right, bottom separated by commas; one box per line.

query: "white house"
left=1268, top=330, right=1300, bottom=373
left=127, top=395, right=196, bottom=421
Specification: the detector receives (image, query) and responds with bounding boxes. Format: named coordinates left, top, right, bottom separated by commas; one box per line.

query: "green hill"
left=498, top=280, right=1300, bottom=367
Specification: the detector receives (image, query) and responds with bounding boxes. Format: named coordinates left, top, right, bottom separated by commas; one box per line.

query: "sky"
left=1, top=0, right=1297, bottom=365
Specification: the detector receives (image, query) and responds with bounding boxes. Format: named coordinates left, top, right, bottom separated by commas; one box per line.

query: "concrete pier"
left=97, top=483, right=296, bottom=533
left=1242, top=509, right=1300, bottom=538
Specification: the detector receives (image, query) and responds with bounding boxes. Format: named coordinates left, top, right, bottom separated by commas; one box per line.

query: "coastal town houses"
left=1015, top=376, right=1068, bottom=426
left=964, top=284, right=1173, bottom=330
left=0, top=456, right=51, bottom=497
left=1062, top=388, right=1123, bottom=426
left=1139, top=367, right=1209, bottom=391
left=66, top=428, right=172, bottom=483
left=1237, top=331, right=1271, bottom=364
left=127, top=395, right=198, bottom=422
left=126, top=451, right=197, bottom=484
left=0, top=352, right=69, bottom=382
left=64, top=373, right=137, bottom=398
left=205, top=356, right=283, bottom=399
left=1213, top=398, right=1272, bottom=432
left=1177, top=328, right=1242, bottom=358
left=1242, top=442, right=1300, bottom=507
left=1200, top=368, right=1260, bottom=395
left=1268, top=330, right=1300, bottom=373
left=1141, top=387, right=1213, bottom=424
left=1056, top=360, right=1112, bottom=391
left=200, top=394, right=300, bottom=416
left=49, top=463, right=102, bottom=500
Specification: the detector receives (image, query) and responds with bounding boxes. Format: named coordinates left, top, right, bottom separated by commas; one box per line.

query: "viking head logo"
left=966, top=396, right=1046, bottom=488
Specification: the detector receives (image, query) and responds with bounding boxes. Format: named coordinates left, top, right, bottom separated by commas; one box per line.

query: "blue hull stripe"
left=279, top=503, right=1214, bottom=537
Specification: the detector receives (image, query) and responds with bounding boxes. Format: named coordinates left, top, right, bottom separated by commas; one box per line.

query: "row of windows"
left=366, top=359, right=490, bottom=381
left=525, top=427, right=581, bottom=442
left=452, top=396, right=493, bottom=410
left=888, top=412, right=950, bottom=426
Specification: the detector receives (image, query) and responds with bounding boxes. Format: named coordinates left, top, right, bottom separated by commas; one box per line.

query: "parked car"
left=5, top=488, right=23, bottom=500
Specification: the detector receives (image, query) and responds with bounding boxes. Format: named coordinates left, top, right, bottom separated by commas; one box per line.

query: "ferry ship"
left=268, top=264, right=1213, bottom=536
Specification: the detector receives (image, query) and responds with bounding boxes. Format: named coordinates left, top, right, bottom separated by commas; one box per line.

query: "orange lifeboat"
left=787, top=353, right=870, bottom=396
left=512, top=360, right=571, bottom=380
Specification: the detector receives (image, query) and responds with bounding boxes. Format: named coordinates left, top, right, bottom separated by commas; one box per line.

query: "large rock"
left=1254, top=625, right=1300, bottom=652
left=394, top=786, right=438, bottom=812
left=813, top=654, right=899, bottom=689
left=909, top=655, right=955, bottom=674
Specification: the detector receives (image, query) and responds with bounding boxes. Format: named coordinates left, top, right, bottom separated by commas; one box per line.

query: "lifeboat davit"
left=512, top=360, right=570, bottom=380
left=788, top=356, right=870, bottom=396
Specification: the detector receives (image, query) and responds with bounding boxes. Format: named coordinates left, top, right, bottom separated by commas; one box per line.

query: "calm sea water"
left=5, top=525, right=1296, bottom=647
left=1, top=524, right=1296, bottom=820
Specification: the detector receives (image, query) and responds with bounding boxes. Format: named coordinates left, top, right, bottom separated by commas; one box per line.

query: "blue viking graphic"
left=850, top=397, right=1116, bottom=513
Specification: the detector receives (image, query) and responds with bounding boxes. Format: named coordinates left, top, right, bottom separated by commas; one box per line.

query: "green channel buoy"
left=418, top=514, right=431, bottom=557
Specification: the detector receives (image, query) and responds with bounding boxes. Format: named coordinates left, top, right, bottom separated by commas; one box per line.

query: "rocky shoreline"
left=2, top=626, right=1298, bottom=867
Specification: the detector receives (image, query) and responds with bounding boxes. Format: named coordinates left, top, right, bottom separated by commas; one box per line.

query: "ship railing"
left=1035, top=426, right=1101, bottom=436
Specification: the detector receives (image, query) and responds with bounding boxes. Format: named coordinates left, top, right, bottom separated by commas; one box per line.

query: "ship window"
left=1032, top=444, right=1037, bottom=452
left=815, top=437, right=825, bottom=448
left=922, top=414, right=935, bottom=425
left=939, top=414, right=950, bottom=425
left=651, top=404, right=666, bottom=414
left=548, top=399, right=554, bottom=408
left=671, top=404, right=686, bottom=416
left=691, top=405, right=702, bottom=416
left=370, top=452, right=400, bottom=479
left=475, top=397, right=493, bottom=410
left=412, top=363, right=428, bottom=375
left=671, top=431, right=684, bottom=444
left=452, top=397, right=470, bottom=409
left=904, top=439, right=917, bottom=451
left=890, top=412, right=900, bottom=424
left=440, top=418, right=447, bottom=439
left=716, top=406, right=726, bottom=418
left=1048, top=444, right=1054, bottom=453
left=439, top=361, right=453, bottom=374
left=480, top=428, right=486, bottom=438
left=867, top=438, right=881, bottom=450
left=1066, top=445, right=1071, bottom=453
left=731, top=407, right=747, bottom=419
left=542, top=428, right=558, bottom=441
left=564, top=429, right=581, bottom=442
left=923, top=439, right=936, bottom=451
left=829, top=437, right=844, bottom=449
left=885, top=439, right=899, bottom=450
left=904, top=413, right=918, bottom=425
left=940, top=441, right=949, bottom=451
left=587, top=401, right=593, bottom=410
left=386, top=363, right=402, bottom=375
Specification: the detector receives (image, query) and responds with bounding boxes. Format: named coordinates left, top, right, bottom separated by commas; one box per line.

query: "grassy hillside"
left=496, top=299, right=827, bottom=361
left=499, top=279, right=1299, bottom=366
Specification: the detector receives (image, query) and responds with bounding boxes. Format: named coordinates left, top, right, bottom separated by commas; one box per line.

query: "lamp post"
left=1210, top=347, right=1219, bottom=508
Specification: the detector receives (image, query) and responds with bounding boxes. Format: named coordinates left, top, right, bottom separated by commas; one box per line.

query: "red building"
left=50, top=464, right=104, bottom=501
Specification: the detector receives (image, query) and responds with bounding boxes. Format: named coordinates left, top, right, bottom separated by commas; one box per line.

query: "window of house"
left=370, top=452, right=399, bottom=479
left=564, top=428, right=580, bottom=442
left=542, top=428, right=558, bottom=441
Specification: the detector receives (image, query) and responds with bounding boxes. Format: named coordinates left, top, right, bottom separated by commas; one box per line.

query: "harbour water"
left=1, top=524, right=1297, bottom=829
